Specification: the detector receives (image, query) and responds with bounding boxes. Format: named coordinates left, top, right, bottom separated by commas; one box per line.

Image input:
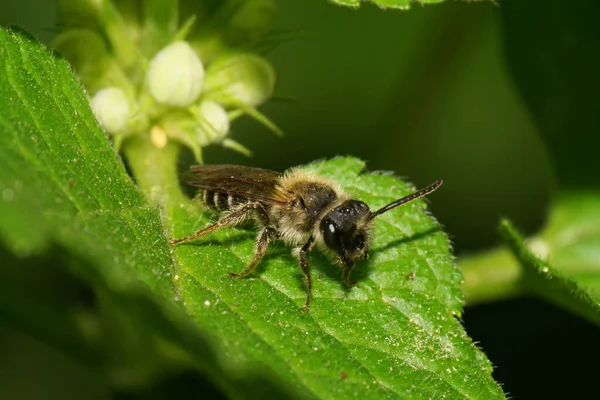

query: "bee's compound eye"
left=321, top=219, right=341, bottom=252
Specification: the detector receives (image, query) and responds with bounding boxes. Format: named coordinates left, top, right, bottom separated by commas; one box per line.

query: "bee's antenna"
left=370, top=180, right=443, bottom=218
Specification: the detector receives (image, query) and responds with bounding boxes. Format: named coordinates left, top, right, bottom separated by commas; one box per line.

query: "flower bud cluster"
left=53, top=0, right=278, bottom=161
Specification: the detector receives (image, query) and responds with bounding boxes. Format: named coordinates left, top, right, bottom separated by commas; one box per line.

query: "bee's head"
left=320, top=200, right=373, bottom=263
left=318, top=180, right=443, bottom=267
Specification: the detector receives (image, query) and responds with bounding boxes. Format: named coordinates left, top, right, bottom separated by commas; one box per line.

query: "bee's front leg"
left=340, top=254, right=358, bottom=287
left=298, top=236, right=315, bottom=311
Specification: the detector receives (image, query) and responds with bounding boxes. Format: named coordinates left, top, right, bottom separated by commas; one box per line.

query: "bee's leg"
left=298, top=236, right=315, bottom=311
left=340, top=254, right=358, bottom=287
left=227, top=227, right=276, bottom=278
left=170, top=202, right=269, bottom=245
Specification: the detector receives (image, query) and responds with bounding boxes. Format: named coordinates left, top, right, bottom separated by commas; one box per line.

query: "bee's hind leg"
left=227, top=227, right=276, bottom=279
left=169, top=202, right=269, bottom=245
left=169, top=220, right=224, bottom=245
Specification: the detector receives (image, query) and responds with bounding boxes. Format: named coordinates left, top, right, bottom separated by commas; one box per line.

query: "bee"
left=170, top=164, right=442, bottom=311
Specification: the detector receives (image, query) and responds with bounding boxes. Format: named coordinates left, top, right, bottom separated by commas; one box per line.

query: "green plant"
left=0, top=0, right=598, bottom=399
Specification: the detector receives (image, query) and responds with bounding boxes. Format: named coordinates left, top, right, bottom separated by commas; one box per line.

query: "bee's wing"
left=183, top=165, right=289, bottom=205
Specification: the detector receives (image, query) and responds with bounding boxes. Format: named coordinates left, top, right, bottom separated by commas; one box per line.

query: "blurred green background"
left=207, top=1, right=554, bottom=252
left=1, top=0, right=598, bottom=399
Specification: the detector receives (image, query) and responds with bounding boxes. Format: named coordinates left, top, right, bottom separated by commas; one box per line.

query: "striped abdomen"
left=201, top=190, right=247, bottom=211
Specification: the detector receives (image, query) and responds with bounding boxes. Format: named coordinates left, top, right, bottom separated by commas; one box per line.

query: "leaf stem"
left=460, top=246, right=525, bottom=305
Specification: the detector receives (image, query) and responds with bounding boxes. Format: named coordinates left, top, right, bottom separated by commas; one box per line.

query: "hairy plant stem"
left=122, top=134, right=186, bottom=231
left=460, top=247, right=525, bottom=305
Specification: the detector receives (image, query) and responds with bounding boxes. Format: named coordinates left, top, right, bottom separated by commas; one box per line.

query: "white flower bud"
left=195, top=100, right=230, bottom=146
left=146, top=41, right=205, bottom=107
left=91, top=87, right=131, bottom=133
left=204, top=54, right=275, bottom=107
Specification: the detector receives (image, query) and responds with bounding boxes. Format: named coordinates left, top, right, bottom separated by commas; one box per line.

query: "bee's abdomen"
left=201, top=190, right=246, bottom=211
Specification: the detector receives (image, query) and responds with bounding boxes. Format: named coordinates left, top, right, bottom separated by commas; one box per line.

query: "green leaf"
left=0, top=26, right=291, bottom=398
left=501, top=192, right=600, bottom=325
left=327, top=0, right=485, bottom=10
left=168, top=155, right=505, bottom=399
left=462, top=193, right=600, bottom=326
left=536, top=193, right=600, bottom=293
left=500, top=0, right=600, bottom=186
left=0, top=26, right=504, bottom=398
